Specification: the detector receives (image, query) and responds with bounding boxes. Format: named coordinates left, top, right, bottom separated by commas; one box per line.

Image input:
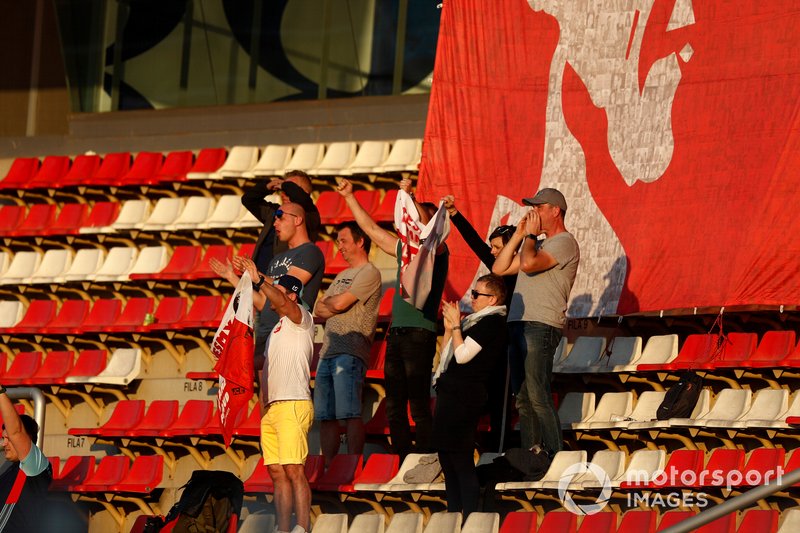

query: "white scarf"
left=433, top=305, right=506, bottom=385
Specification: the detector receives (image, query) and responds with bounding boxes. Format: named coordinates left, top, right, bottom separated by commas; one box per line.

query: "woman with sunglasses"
left=431, top=274, right=508, bottom=517
left=442, top=195, right=516, bottom=304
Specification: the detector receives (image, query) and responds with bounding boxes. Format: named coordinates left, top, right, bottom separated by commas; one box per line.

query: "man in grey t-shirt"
left=493, top=188, right=580, bottom=454
left=313, top=222, right=381, bottom=464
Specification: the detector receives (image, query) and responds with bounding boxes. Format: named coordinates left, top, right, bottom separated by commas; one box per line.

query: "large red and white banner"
left=417, top=0, right=800, bottom=316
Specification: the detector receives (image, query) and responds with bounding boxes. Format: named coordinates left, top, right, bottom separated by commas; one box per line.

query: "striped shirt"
left=263, top=306, right=314, bottom=405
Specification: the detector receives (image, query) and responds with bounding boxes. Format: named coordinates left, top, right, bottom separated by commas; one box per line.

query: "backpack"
left=145, top=470, right=244, bottom=533
left=656, top=371, right=703, bottom=420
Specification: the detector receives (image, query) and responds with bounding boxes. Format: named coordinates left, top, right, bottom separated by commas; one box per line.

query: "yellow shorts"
left=260, top=400, right=314, bottom=466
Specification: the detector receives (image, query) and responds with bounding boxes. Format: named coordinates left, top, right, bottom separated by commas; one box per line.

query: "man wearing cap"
left=492, top=188, right=580, bottom=454
left=234, top=256, right=314, bottom=533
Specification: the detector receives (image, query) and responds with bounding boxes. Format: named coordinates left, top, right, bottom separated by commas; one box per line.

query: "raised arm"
left=336, top=179, right=399, bottom=256
left=0, top=386, right=32, bottom=461
left=443, top=195, right=495, bottom=268
left=241, top=178, right=282, bottom=222
left=517, top=210, right=558, bottom=274
left=492, top=215, right=527, bottom=276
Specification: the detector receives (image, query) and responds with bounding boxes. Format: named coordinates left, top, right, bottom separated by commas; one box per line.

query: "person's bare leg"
left=284, top=463, right=311, bottom=531
left=345, top=417, right=365, bottom=456
left=268, top=464, right=293, bottom=531
left=320, top=420, right=341, bottom=465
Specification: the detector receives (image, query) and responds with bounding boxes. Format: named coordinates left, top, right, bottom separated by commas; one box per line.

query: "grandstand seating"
left=242, top=145, right=292, bottom=178
left=185, top=147, right=227, bottom=180
left=0, top=157, right=40, bottom=190
left=210, top=146, right=259, bottom=179
left=60, top=154, right=102, bottom=187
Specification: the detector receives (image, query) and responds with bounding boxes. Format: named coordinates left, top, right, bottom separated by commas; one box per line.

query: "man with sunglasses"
left=492, top=188, right=580, bottom=456
left=212, top=202, right=324, bottom=368
left=242, top=170, right=320, bottom=272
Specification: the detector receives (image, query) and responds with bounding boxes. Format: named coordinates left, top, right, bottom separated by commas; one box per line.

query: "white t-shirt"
left=262, top=306, right=314, bottom=405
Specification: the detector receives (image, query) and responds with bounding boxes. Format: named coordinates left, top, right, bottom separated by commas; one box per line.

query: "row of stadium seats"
left=0, top=348, right=139, bottom=386
left=0, top=139, right=421, bottom=190
left=285, top=508, right=799, bottom=533
left=0, top=190, right=396, bottom=239
left=0, top=291, right=394, bottom=335
left=560, top=386, right=800, bottom=431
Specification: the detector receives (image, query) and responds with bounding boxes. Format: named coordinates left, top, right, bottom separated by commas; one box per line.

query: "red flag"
left=211, top=272, right=255, bottom=448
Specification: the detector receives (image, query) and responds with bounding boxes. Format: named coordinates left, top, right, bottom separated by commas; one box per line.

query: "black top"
left=0, top=459, right=53, bottom=532
left=449, top=212, right=516, bottom=304
left=241, top=180, right=321, bottom=271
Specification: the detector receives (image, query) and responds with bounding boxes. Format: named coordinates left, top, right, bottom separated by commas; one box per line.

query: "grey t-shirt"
left=319, top=263, right=382, bottom=364
left=255, top=241, right=325, bottom=357
left=508, top=232, right=580, bottom=328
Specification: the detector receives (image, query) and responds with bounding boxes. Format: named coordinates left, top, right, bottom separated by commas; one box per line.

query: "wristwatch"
left=253, top=275, right=266, bottom=291
left=527, top=234, right=538, bottom=240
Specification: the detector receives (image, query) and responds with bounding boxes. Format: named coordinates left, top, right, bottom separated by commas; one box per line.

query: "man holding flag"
left=232, top=255, right=314, bottom=533
left=336, top=177, right=449, bottom=459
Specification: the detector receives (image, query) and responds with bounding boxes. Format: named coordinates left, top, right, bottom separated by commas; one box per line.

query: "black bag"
left=656, top=371, right=703, bottom=420
left=148, top=470, right=244, bottom=533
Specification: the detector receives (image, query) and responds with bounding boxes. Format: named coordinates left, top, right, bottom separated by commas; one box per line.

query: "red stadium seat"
left=244, top=460, right=274, bottom=493
left=155, top=150, right=194, bottom=183
left=185, top=244, right=234, bottom=280
left=10, top=203, right=57, bottom=236
left=0, top=300, right=57, bottom=334
left=325, top=245, right=349, bottom=275
left=103, top=297, right=154, bottom=332
left=353, top=190, right=382, bottom=219
left=232, top=406, right=261, bottom=438
left=126, top=400, right=179, bottom=438
left=108, top=455, right=164, bottom=493
left=25, top=350, right=74, bottom=385
left=162, top=400, right=214, bottom=437
left=186, top=148, right=227, bottom=178
left=70, top=400, right=146, bottom=437
left=366, top=340, right=386, bottom=380
left=316, top=191, right=348, bottom=225
left=0, top=157, right=40, bottom=190
left=539, top=512, right=577, bottom=533
left=50, top=455, right=96, bottom=491
left=738, top=448, right=784, bottom=487
left=351, top=453, right=399, bottom=488
left=377, top=288, right=394, bottom=324
left=372, top=189, right=397, bottom=223
left=25, top=155, right=71, bottom=189
left=80, top=299, right=123, bottom=333
left=314, top=454, right=362, bottom=492
left=115, top=151, right=163, bottom=186
left=81, top=201, right=121, bottom=231
left=72, top=455, right=130, bottom=492
left=42, top=299, right=91, bottom=334
left=746, top=331, right=797, bottom=368
left=60, top=154, right=102, bottom=187
left=146, top=297, right=188, bottom=331
left=0, top=205, right=26, bottom=236
left=577, top=513, right=617, bottom=533
left=237, top=243, right=256, bottom=260
left=697, top=513, right=736, bottom=533
left=88, top=152, right=132, bottom=186
left=500, top=512, right=537, bottom=533
left=43, top=203, right=89, bottom=236
left=132, top=245, right=201, bottom=281
left=737, top=510, right=779, bottom=533
left=708, top=332, right=759, bottom=369
left=617, top=511, right=657, bottom=533
left=180, top=295, right=224, bottom=329
left=775, top=339, right=800, bottom=369
left=699, top=449, right=745, bottom=488
left=65, top=350, right=108, bottom=380
left=657, top=511, right=697, bottom=531
left=652, top=449, right=704, bottom=489
left=304, top=455, right=325, bottom=487
left=2, top=352, right=43, bottom=386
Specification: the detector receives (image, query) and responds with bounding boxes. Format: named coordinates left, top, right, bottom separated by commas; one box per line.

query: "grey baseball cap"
left=522, top=188, right=567, bottom=211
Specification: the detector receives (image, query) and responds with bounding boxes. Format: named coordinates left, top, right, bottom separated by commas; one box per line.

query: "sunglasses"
left=471, top=289, right=493, bottom=299
left=275, top=209, right=299, bottom=220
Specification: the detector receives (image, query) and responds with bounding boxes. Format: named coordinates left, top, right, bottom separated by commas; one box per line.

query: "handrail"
left=6, top=387, right=46, bottom=451
left=660, top=465, right=800, bottom=533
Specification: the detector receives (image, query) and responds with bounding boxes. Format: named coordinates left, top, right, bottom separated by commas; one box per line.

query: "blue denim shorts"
left=313, top=354, right=367, bottom=420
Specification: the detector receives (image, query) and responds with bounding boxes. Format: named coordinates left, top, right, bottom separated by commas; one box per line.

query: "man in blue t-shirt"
left=0, top=385, right=52, bottom=532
